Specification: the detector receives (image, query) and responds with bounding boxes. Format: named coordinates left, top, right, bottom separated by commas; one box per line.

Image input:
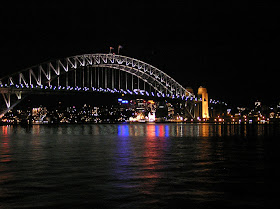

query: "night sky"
left=0, top=1, right=278, bottom=107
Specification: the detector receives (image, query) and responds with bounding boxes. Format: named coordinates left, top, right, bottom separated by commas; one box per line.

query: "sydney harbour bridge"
left=0, top=53, right=217, bottom=119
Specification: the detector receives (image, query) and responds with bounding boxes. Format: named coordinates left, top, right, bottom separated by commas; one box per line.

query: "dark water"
left=0, top=123, right=277, bottom=208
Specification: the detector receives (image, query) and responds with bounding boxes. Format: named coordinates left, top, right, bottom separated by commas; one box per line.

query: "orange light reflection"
left=140, top=124, right=165, bottom=194
left=1, top=126, right=11, bottom=163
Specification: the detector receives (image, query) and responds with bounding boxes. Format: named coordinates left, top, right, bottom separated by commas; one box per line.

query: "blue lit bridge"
left=0, top=53, right=199, bottom=118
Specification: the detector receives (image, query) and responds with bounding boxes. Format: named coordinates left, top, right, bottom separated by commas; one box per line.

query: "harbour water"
left=0, top=123, right=276, bottom=208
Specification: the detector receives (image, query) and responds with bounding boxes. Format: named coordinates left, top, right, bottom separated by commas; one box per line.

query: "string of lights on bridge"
left=0, top=83, right=227, bottom=105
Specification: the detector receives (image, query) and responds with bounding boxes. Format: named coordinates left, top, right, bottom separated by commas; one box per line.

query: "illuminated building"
left=196, top=86, right=209, bottom=119
left=148, top=112, right=155, bottom=122
left=166, top=103, right=174, bottom=117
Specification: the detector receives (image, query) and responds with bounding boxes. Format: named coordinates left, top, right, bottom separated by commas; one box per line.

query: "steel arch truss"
left=0, top=54, right=195, bottom=98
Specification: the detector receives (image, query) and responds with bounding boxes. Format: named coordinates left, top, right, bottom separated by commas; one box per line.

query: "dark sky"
left=0, top=1, right=279, bottom=107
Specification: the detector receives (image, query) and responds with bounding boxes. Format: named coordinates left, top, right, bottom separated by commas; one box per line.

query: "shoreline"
left=1, top=120, right=279, bottom=126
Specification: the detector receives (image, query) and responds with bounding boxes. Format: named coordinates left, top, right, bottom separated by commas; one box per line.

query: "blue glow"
left=118, top=98, right=122, bottom=102
left=155, top=126, right=160, bottom=137
left=164, top=125, right=169, bottom=137
left=118, top=125, right=129, bottom=136
left=121, top=100, right=128, bottom=104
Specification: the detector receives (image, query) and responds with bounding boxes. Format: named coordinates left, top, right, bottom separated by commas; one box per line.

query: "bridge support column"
left=197, top=86, right=209, bottom=119
left=15, top=91, right=22, bottom=100
left=0, top=91, right=24, bottom=119
left=2, top=92, right=10, bottom=108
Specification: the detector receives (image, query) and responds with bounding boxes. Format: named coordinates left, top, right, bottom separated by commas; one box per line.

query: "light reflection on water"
left=1, top=123, right=275, bottom=138
left=0, top=123, right=275, bottom=208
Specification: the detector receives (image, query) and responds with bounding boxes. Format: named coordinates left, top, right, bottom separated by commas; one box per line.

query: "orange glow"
left=1, top=126, right=11, bottom=163
left=200, top=124, right=210, bottom=138
left=32, top=125, right=40, bottom=135
left=147, top=125, right=155, bottom=138
left=2, top=126, right=8, bottom=135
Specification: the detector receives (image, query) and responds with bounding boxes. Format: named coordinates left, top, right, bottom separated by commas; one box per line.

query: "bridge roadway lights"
left=0, top=84, right=194, bottom=116
left=0, top=85, right=227, bottom=121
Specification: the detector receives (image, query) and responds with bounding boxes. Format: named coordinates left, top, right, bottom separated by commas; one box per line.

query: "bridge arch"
left=0, top=54, right=195, bottom=98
